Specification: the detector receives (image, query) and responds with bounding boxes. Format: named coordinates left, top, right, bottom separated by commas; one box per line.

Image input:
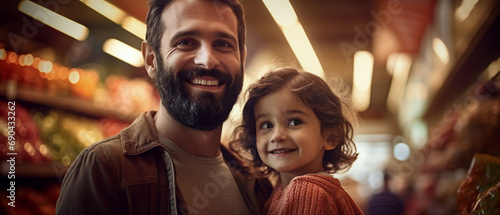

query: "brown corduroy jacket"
left=56, top=111, right=272, bottom=215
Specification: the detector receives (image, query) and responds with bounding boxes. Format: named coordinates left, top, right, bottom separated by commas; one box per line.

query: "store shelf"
left=424, top=1, right=500, bottom=121
left=0, top=82, right=137, bottom=123
left=0, top=162, right=68, bottom=179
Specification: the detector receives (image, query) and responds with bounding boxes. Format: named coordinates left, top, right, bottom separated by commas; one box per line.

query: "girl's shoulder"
left=280, top=173, right=363, bottom=214
left=288, top=173, right=341, bottom=191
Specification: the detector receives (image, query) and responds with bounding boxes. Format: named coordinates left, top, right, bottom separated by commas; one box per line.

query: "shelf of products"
left=0, top=48, right=159, bottom=214
left=0, top=47, right=161, bottom=166
left=1, top=83, right=137, bottom=123
left=399, top=74, right=500, bottom=214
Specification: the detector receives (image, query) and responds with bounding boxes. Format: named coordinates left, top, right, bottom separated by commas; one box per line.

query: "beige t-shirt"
left=159, top=135, right=251, bottom=215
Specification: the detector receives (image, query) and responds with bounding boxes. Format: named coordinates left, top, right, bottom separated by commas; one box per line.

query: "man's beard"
left=154, top=59, right=243, bottom=131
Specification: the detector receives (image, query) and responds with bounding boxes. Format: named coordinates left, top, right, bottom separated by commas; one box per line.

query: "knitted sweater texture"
left=265, top=173, right=363, bottom=215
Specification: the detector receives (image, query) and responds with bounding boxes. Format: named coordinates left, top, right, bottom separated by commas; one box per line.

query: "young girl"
left=231, top=68, right=362, bottom=214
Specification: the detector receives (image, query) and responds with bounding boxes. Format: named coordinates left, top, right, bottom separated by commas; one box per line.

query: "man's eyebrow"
left=215, top=31, right=237, bottom=44
left=170, top=30, right=200, bottom=42
left=170, top=30, right=238, bottom=44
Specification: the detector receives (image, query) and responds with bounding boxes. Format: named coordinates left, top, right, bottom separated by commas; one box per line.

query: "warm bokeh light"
left=18, top=0, right=89, bottom=41
left=262, top=0, right=298, bottom=27
left=58, top=67, right=69, bottom=80
left=39, top=60, right=53, bottom=73
left=8, top=52, right=18, bottom=64
left=80, top=0, right=126, bottom=24
left=46, top=68, right=56, bottom=80
left=24, top=54, right=34, bottom=66
left=433, top=37, right=449, bottom=64
left=103, top=38, right=144, bottom=67
left=24, top=142, right=36, bottom=156
left=386, top=53, right=412, bottom=113
left=81, top=0, right=145, bottom=40
left=19, top=55, right=26, bottom=66
left=39, top=144, right=48, bottom=155
left=353, top=51, right=374, bottom=112
left=32, top=57, right=41, bottom=69
left=482, top=57, right=500, bottom=80
left=455, top=0, right=479, bottom=22
left=0, top=49, right=6, bottom=60
left=121, top=16, right=146, bottom=40
left=282, top=23, right=325, bottom=78
left=69, top=69, right=80, bottom=84
left=263, top=0, right=324, bottom=78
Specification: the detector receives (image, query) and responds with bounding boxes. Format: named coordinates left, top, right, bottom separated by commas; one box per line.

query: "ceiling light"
left=18, top=0, right=89, bottom=41
left=352, top=51, right=374, bottom=112
left=80, top=0, right=126, bottom=24
left=281, top=23, right=324, bottom=78
left=262, top=0, right=298, bottom=27
left=121, top=16, right=146, bottom=40
left=455, top=0, right=479, bottom=22
left=263, top=0, right=324, bottom=78
left=81, top=0, right=145, bottom=40
left=103, top=38, right=144, bottom=67
left=482, top=57, right=500, bottom=80
left=432, top=37, right=449, bottom=64
left=386, top=53, right=412, bottom=113
left=386, top=53, right=399, bottom=76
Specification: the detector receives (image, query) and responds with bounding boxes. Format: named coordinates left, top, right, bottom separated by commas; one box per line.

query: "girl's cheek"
left=256, top=139, right=267, bottom=154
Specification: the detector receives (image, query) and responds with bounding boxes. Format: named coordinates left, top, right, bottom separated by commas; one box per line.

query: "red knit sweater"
left=264, top=173, right=363, bottom=215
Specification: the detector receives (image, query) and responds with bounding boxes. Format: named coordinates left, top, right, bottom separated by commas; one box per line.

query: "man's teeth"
left=270, top=149, right=295, bottom=154
left=191, top=79, right=219, bottom=86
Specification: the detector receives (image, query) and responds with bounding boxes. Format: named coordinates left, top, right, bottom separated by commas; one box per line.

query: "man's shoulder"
left=83, top=133, right=124, bottom=158
left=83, top=110, right=159, bottom=158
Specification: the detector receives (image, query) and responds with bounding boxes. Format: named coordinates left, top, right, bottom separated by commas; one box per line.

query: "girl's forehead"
left=254, top=89, right=310, bottom=114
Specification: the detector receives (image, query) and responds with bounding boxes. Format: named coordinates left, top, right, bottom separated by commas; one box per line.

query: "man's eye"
left=288, top=119, right=302, bottom=126
left=214, top=41, right=234, bottom=51
left=259, top=122, right=273, bottom=129
left=176, top=40, right=195, bottom=48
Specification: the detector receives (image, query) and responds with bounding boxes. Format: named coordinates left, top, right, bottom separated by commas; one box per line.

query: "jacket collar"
left=120, top=111, right=264, bottom=213
left=121, top=111, right=163, bottom=155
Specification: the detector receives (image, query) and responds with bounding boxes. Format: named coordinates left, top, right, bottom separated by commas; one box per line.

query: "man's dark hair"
left=145, top=0, right=246, bottom=62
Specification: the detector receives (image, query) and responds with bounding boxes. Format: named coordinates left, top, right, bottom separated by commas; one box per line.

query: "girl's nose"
left=270, top=126, right=287, bottom=143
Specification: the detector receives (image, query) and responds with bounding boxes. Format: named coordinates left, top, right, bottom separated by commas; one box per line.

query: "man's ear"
left=142, top=41, right=157, bottom=79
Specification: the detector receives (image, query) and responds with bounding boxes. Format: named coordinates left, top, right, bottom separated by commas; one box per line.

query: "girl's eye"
left=259, top=122, right=273, bottom=129
left=288, top=119, right=302, bottom=126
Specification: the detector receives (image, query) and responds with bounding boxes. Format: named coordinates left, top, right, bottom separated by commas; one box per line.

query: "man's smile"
left=190, top=76, right=221, bottom=86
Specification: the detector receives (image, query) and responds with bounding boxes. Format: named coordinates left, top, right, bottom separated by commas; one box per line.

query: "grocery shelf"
left=0, top=162, right=68, bottom=179
left=0, top=82, right=137, bottom=123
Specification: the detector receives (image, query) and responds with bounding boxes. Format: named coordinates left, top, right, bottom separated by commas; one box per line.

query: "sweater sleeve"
left=280, top=180, right=330, bottom=214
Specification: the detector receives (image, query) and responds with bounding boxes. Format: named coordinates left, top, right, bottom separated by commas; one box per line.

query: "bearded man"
left=56, top=0, right=272, bottom=214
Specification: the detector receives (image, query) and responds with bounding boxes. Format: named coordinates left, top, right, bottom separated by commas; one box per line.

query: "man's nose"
left=194, top=43, right=218, bottom=70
